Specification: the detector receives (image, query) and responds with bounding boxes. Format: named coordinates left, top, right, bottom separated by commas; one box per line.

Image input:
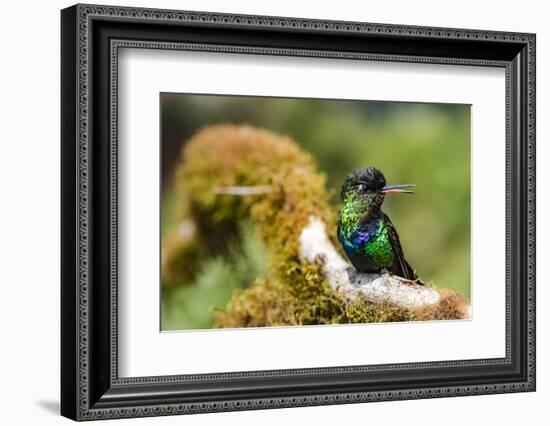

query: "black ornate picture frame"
left=61, top=3, right=536, bottom=421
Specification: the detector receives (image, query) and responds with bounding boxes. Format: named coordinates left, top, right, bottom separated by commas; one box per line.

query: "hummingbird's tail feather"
left=383, top=213, right=423, bottom=285
left=391, top=259, right=423, bottom=285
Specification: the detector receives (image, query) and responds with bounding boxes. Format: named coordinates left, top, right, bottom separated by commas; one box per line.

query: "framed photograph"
left=61, top=4, right=536, bottom=421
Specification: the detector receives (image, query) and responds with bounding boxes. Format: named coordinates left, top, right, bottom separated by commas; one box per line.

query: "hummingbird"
left=337, top=167, right=420, bottom=282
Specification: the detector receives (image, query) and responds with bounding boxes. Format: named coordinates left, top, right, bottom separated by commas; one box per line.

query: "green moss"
left=163, top=124, right=467, bottom=326
left=215, top=264, right=416, bottom=328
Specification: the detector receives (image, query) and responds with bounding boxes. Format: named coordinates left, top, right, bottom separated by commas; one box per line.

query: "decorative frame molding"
left=61, top=3, right=535, bottom=421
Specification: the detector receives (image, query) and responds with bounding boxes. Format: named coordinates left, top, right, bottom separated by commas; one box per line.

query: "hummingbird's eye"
left=357, top=184, right=367, bottom=193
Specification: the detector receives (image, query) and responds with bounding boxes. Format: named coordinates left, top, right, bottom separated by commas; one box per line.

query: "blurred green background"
left=161, top=93, right=470, bottom=330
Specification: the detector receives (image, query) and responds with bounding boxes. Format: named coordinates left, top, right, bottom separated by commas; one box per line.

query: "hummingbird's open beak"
left=379, top=184, right=416, bottom=194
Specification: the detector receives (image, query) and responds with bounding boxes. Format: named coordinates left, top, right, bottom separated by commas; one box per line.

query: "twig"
left=213, top=185, right=272, bottom=195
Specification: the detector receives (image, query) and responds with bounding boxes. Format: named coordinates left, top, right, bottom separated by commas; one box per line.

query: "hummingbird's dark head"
left=340, top=167, right=415, bottom=216
left=340, top=167, right=385, bottom=200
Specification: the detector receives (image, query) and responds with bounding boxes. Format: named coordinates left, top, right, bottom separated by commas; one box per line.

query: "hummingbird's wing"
left=383, top=213, right=419, bottom=282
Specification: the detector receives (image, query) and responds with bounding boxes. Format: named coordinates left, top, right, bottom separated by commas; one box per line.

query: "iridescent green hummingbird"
left=337, top=167, right=420, bottom=281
